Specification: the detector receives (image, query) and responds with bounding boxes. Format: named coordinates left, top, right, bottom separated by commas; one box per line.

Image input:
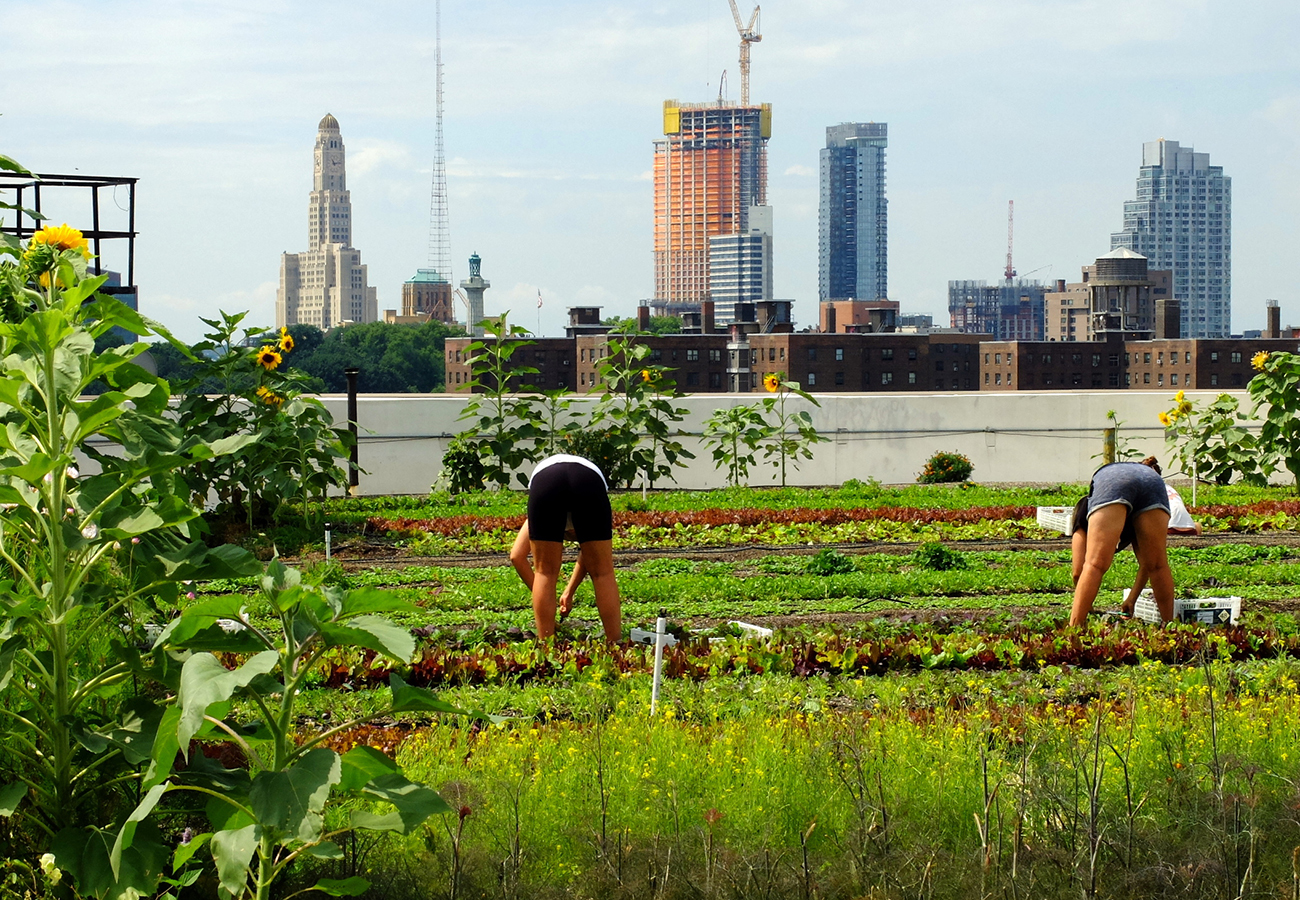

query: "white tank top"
left=528, top=454, right=608, bottom=489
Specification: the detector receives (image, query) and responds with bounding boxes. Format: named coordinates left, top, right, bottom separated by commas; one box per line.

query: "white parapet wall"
left=318, top=390, right=1245, bottom=494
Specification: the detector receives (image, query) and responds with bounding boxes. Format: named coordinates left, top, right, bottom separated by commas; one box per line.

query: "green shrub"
left=560, top=427, right=635, bottom=488
left=806, top=548, right=856, bottom=576
left=918, top=450, right=973, bottom=484
left=911, top=542, right=968, bottom=571
left=440, top=438, right=488, bottom=494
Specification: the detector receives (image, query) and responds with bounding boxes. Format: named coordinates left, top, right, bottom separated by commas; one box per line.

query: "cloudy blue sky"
left=3, top=0, right=1298, bottom=341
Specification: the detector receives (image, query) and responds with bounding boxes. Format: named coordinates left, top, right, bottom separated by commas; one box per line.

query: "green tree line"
left=145, top=320, right=464, bottom=393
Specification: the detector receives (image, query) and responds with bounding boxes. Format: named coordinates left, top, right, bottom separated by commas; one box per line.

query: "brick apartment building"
left=978, top=334, right=1298, bottom=391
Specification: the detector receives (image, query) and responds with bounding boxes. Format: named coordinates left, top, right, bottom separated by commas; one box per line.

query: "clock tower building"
left=278, top=114, right=379, bottom=329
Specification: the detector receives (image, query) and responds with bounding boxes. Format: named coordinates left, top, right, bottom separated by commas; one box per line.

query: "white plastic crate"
left=1036, top=506, right=1075, bottom=535
left=1131, top=593, right=1241, bottom=627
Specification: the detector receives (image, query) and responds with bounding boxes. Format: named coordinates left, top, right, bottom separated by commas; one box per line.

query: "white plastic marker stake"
left=325, top=522, right=332, bottom=563
left=650, top=606, right=668, bottom=716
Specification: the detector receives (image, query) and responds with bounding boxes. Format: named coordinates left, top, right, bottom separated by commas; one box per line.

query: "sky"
left=3, top=0, right=1299, bottom=342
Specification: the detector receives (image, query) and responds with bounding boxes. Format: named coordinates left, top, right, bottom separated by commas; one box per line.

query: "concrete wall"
left=319, top=390, right=1244, bottom=494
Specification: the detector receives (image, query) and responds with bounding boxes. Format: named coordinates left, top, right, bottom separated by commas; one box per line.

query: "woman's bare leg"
left=530, top=540, right=564, bottom=639
left=1132, top=509, right=1174, bottom=621
left=1069, top=505, right=1127, bottom=627
left=579, top=539, right=621, bottom=642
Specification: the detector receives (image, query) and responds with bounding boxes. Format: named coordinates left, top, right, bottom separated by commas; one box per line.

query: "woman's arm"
left=509, top=523, right=534, bottom=590
left=559, top=556, right=587, bottom=617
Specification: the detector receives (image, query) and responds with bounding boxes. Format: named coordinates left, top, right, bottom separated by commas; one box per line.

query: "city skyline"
left=2, top=0, right=1297, bottom=342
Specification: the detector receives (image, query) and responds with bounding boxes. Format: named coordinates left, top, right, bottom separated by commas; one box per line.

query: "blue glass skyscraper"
left=819, top=123, right=887, bottom=302
left=1111, top=139, right=1231, bottom=338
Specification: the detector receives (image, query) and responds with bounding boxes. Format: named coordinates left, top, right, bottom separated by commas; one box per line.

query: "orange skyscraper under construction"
left=653, top=100, right=771, bottom=316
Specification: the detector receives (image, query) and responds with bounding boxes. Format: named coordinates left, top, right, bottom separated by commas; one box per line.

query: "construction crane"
left=726, top=0, right=762, bottom=106
left=1003, top=200, right=1016, bottom=282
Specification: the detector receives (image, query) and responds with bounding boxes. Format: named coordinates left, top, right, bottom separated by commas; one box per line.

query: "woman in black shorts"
left=513, top=454, right=622, bottom=642
left=1069, top=460, right=1174, bottom=626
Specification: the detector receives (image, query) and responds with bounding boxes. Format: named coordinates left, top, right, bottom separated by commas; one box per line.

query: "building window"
left=1157, top=374, right=1164, bottom=386
left=1044, top=353, right=1052, bottom=364
left=580, top=349, right=586, bottom=362
left=808, top=348, right=817, bottom=361
left=1109, top=373, right=1120, bottom=386
left=1171, top=373, right=1178, bottom=386
left=1092, top=374, right=1103, bottom=387
left=985, top=372, right=990, bottom=385
left=936, top=360, right=944, bottom=371
left=882, top=372, right=893, bottom=385
left=882, top=349, right=894, bottom=360
left=687, top=371, right=700, bottom=386
left=581, top=372, right=586, bottom=385
left=908, top=372, right=917, bottom=384
left=1143, top=372, right=1150, bottom=384
left=751, top=350, right=758, bottom=365
left=1185, top=374, right=1192, bottom=387
left=936, top=379, right=945, bottom=389
left=936, top=344, right=945, bottom=354
left=1232, top=373, right=1243, bottom=385
left=1185, top=352, right=1192, bottom=363
left=1210, top=351, right=1219, bottom=362
left=807, top=372, right=817, bottom=385
left=535, top=351, right=546, bottom=362
left=1073, top=354, right=1082, bottom=365
left=1210, top=373, right=1218, bottom=386
left=769, top=348, right=776, bottom=361
left=687, top=349, right=699, bottom=362
left=835, top=371, right=845, bottom=385
left=908, top=348, right=918, bottom=360
left=780, top=348, right=785, bottom=361
left=835, top=348, right=844, bottom=361
left=1072, top=373, right=1082, bottom=385
left=1108, top=355, right=1119, bottom=366
left=1231, top=351, right=1242, bottom=363
left=1092, top=354, right=1101, bottom=367
left=710, top=372, right=721, bottom=388
left=710, top=349, right=722, bottom=363
left=984, top=353, right=990, bottom=364
left=1124, top=373, right=1131, bottom=386
left=995, top=353, right=1001, bottom=364
left=995, top=373, right=1002, bottom=385
left=1144, top=352, right=1151, bottom=363
left=671, top=350, right=678, bottom=361
left=650, top=349, right=662, bottom=361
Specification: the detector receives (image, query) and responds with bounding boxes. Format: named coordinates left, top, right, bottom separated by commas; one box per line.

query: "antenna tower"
left=427, top=0, right=453, bottom=291
left=1003, top=200, right=1016, bottom=282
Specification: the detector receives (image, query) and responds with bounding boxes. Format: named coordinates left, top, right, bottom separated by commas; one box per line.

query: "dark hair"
left=1141, top=456, right=1162, bottom=475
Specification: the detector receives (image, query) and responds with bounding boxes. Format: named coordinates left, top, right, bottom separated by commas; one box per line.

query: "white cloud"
left=784, top=164, right=815, bottom=177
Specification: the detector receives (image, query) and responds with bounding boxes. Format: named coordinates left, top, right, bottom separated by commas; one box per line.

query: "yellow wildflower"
left=278, top=327, right=295, bottom=354
left=1178, top=400, right=1193, bottom=416
left=1252, top=350, right=1269, bottom=371
left=1158, top=411, right=1173, bottom=428
left=763, top=373, right=780, bottom=392
left=1174, top=390, right=1185, bottom=403
left=255, top=346, right=282, bottom=371
left=26, top=223, right=92, bottom=260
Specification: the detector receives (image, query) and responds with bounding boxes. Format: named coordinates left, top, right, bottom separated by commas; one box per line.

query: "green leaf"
left=110, top=782, right=170, bottom=879
left=248, top=748, right=340, bottom=844
left=0, top=155, right=32, bottom=175
left=177, top=651, right=279, bottom=755
left=338, top=746, right=398, bottom=793
left=144, top=706, right=183, bottom=788
left=311, top=877, right=370, bottom=897
left=351, top=773, right=451, bottom=834
left=172, top=833, right=211, bottom=873
left=388, top=673, right=465, bottom=715
left=338, top=586, right=419, bottom=618
left=0, top=781, right=26, bottom=816
left=318, top=616, right=414, bottom=662
left=302, top=841, right=344, bottom=860
left=210, top=824, right=258, bottom=897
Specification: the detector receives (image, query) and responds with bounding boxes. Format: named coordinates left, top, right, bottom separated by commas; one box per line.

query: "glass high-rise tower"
left=819, top=123, right=887, bottom=302
left=1110, top=139, right=1231, bottom=338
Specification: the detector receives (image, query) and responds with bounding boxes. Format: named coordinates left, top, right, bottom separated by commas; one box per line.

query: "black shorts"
left=527, top=462, right=613, bottom=544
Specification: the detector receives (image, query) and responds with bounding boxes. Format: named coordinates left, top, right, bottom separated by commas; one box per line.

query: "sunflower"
left=255, top=346, right=283, bottom=371
left=640, top=369, right=659, bottom=383
left=255, top=386, right=283, bottom=407
left=1158, top=411, right=1173, bottom=428
left=278, top=328, right=295, bottom=354
left=26, top=224, right=92, bottom=260
left=1252, top=351, right=1269, bottom=371
left=1174, top=390, right=1185, bottom=403
left=763, top=373, right=780, bottom=392
left=1177, top=400, right=1193, bottom=417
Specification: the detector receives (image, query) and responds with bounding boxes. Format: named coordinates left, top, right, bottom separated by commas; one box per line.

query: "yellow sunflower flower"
left=255, top=346, right=282, bottom=371
left=763, top=373, right=780, bottom=392
left=255, top=386, right=283, bottom=407
left=1158, top=411, right=1173, bottom=428
left=1252, top=351, right=1269, bottom=371
left=1174, top=390, right=1185, bottom=403
left=278, top=328, right=295, bottom=353
left=26, top=223, right=92, bottom=260
left=640, top=369, right=658, bottom=383
left=1177, top=400, right=1193, bottom=416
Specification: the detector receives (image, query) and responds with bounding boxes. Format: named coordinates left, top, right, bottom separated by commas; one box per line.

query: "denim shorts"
left=1087, top=463, right=1171, bottom=519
